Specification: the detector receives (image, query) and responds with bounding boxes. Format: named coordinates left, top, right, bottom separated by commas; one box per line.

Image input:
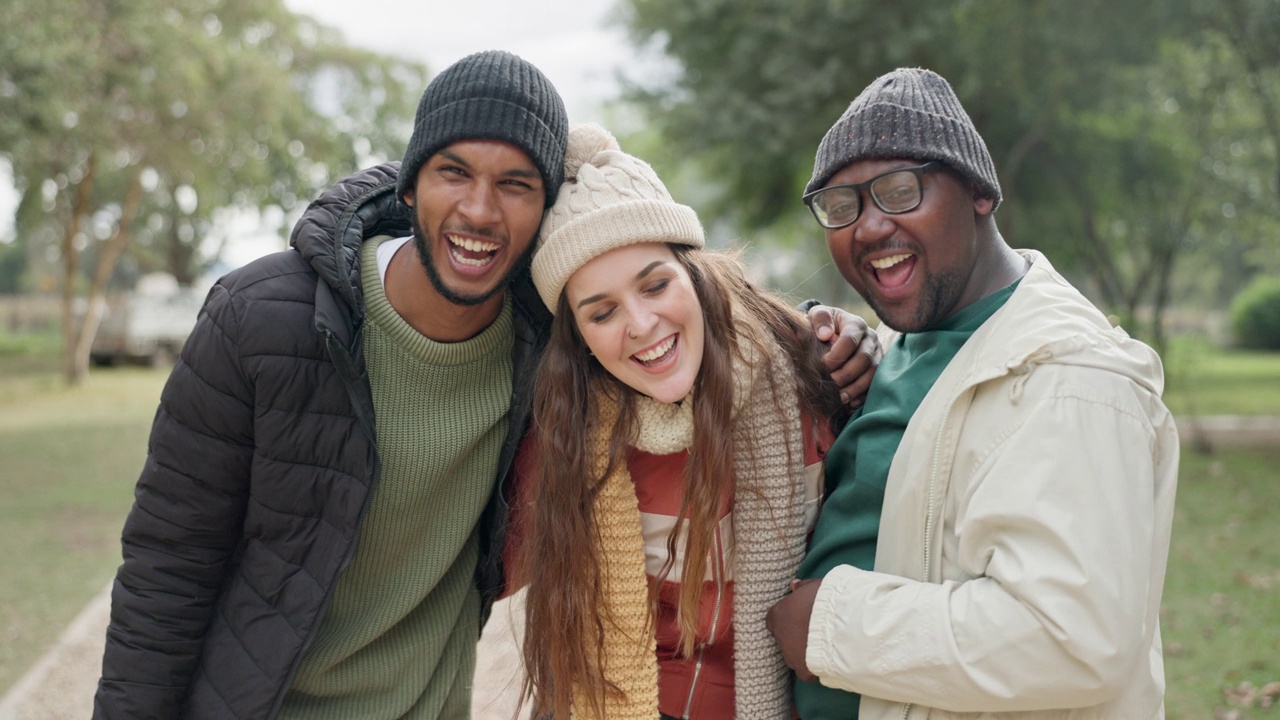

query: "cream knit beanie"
left=530, top=123, right=705, bottom=313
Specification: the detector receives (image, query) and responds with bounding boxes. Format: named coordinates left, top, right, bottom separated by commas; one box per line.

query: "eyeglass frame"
left=802, top=161, right=947, bottom=229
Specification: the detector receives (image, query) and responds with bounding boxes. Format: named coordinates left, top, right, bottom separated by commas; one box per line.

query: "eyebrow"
left=575, top=261, right=668, bottom=309
left=436, top=149, right=542, bottom=181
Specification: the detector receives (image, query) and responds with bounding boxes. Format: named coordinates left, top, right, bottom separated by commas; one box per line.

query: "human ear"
left=973, top=191, right=994, bottom=216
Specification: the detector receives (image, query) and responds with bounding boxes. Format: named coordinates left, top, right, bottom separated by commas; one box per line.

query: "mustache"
left=855, top=239, right=918, bottom=265
left=439, top=223, right=505, bottom=244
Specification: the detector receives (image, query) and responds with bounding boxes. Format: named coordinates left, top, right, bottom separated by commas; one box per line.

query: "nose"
left=625, top=303, right=659, bottom=342
left=851, top=202, right=896, bottom=245
left=458, top=182, right=502, bottom=226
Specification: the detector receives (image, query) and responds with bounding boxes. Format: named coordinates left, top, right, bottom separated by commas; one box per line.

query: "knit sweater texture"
left=278, top=237, right=514, bottom=718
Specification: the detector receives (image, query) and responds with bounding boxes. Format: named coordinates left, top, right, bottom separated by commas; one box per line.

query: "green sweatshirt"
left=278, top=236, right=513, bottom=719
left=795, top=282, right=1018, bottom=719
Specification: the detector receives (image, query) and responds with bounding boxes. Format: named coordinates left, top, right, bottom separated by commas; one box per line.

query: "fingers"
left=806, top=304, right=880, bottom=408
left=840, top=366, right=876, bottom=409
left=824, top=341, right=872, bottom=385
left=807, top=305, right=836, bottom=344
left=821, top=327, right=858, bottom=372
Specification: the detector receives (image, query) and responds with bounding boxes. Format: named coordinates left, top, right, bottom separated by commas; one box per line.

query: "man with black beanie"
left=93, top=50, right=568, bottom=719
left=767, top=67, right=1179, bottom=719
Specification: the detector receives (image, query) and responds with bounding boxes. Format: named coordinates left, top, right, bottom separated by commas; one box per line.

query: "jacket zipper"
left=901, top=361, right=1018, bottom=720
left=871, top=299, right=1048, bottom=719
left=268, top=329, right=380, bottom=718
left=680, top=526, right=725, bottom=719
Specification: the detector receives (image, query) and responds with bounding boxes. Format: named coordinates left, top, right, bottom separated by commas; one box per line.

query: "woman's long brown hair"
left=519, top=246, right=848, bottom=718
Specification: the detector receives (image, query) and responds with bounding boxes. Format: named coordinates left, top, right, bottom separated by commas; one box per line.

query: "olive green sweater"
left=278, top=237, right=513, bottom=719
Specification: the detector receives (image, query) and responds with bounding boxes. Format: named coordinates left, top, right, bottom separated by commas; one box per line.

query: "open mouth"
left=633, top=334, right=677, bottom=367
left=869, top=252, right=915, bottom=289
left=447, top=235, right=499, bottom=268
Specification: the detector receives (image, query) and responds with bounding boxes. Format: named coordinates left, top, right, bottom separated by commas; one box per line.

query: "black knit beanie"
left=805, top=67, right=1002, bottom=208
left=397, top=50, right=569, bottom=207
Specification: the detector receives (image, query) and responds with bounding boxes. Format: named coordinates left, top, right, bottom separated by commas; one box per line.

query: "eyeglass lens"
left=812, top=168, right=924, bottom=228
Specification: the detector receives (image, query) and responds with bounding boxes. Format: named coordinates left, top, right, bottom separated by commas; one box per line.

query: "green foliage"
left=0, top=241, right=25, bottom=294
left=1230, top=275, right=1280, bottom=349
left=618, top=0, right=1280, bottom=344
left=0, top=0, right=428, bottom=287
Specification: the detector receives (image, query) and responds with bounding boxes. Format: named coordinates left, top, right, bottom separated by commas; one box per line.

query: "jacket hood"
left=878, top=250, right=1165, bottom=398
left=970, top=250, right=1164, bottom=397
left=290, top=162, right=412, bottom=313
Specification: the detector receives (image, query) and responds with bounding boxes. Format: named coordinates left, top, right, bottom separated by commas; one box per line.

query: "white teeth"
left=447, top=235, right=498, bottom=266
left=447, top=235, right=498, bottom=252
left=452, top=253, right=489, bottom=267
left=634, top=336, right=675, bottom=362
left=870, top=253, right=912, bottom=269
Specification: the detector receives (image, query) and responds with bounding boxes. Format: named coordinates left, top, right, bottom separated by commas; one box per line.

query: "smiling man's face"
left=823, top=158, right=994, bottom=333
left=404, top=139, right=546, bottom=307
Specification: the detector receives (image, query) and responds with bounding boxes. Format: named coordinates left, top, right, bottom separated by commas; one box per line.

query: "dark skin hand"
left=766, top=577, right=824, bottom=682
left=810, top=305, right=882, bottom=409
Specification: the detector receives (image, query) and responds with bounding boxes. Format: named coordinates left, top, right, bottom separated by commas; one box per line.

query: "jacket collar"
left=877, top=250, right=1164, bottom=397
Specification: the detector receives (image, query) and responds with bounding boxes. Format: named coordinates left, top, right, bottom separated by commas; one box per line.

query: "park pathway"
left=0, top=585, right=531, bottom=720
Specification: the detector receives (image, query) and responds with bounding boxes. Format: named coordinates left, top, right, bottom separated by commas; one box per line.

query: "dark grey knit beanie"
left=805, top=67, right=1001, bottom=208
left=397, top=50, right=569, bottom=207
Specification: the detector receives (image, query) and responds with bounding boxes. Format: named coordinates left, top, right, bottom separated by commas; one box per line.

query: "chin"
left=641, top=378, right=695, bottom=405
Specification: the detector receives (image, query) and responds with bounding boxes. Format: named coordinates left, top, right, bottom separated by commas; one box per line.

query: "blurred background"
left=1, top=1, right=1277, bottom=718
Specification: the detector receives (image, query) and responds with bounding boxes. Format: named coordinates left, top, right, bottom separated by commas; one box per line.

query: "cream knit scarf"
left=574, top=306, right=810, bottom=720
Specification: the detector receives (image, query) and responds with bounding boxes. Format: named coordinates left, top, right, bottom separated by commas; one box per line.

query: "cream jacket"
left=806, top=250, right=1179, bottom=719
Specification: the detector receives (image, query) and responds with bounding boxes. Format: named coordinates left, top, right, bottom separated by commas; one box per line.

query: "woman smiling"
left=514, top=124, right=861, bottom=720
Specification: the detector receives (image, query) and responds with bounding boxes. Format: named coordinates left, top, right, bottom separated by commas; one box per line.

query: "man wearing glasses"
left=766, top=67, right=1178, bottom=719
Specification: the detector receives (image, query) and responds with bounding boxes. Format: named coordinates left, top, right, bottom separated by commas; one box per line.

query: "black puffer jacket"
left=94, top=163, right=551, bottom=719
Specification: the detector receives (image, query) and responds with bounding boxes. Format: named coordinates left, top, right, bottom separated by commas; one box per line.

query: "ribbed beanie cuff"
left=533, top=199, right=703, bottom=312
left=397, top=50, right=568, bottom=207
left=805, top=67, right=1001, bottom=208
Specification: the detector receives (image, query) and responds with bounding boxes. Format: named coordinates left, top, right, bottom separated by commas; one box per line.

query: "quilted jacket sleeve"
left=94, top=278, right=256, bottom=719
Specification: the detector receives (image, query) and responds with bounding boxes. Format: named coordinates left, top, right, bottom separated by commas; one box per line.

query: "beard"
left=409, top=212, right=534, bottom=307
left=868, top=264, right=966, bottom=334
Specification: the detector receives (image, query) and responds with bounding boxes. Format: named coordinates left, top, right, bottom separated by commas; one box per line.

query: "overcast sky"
left=284, top=0, right=637, bottom=121
left=0, top=1, right=642, bottom=249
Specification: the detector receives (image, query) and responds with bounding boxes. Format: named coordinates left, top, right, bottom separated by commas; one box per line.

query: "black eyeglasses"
left=803, top=161, right=945, bottom=229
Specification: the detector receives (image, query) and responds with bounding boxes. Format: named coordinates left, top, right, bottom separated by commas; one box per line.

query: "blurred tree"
left=1197, top=0, right=1280, bottom=201
left=0, top=0, right=426, bottom=382
left=618, top=0, right=1280, bottom=345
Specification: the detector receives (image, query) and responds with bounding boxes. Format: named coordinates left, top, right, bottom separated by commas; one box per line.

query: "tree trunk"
left=70, top=167, right=146, bottom=381
left=60, top=153, right=97, bottom=385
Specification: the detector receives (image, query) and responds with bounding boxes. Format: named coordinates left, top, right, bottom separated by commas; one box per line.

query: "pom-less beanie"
left=805, top=67, right=1002, bottom=208
left=397, top=50, right=568, bottom=206
left=531, top=123, right=705, bottom=313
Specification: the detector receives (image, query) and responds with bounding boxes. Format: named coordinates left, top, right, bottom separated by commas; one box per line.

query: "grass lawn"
left=1163, top=336, right=1280, bottom=417
left=1164, top=448, right=1280, bottom=718
left=0, top=328, right=1277, bottom=713
left=0, top=333, right=167, bottom=695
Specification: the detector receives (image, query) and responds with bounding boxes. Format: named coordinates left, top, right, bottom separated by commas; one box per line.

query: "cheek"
left=575, top=321, right=612, bottom=358
left=825, top=232, right=849, bottom=261
left=508, top=199, right=545, bottom=237
left=826, top=234, right=862, bottom=283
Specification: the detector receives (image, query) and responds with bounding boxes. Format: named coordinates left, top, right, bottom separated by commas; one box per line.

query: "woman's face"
left=564, top=243, right=705, bottom=404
